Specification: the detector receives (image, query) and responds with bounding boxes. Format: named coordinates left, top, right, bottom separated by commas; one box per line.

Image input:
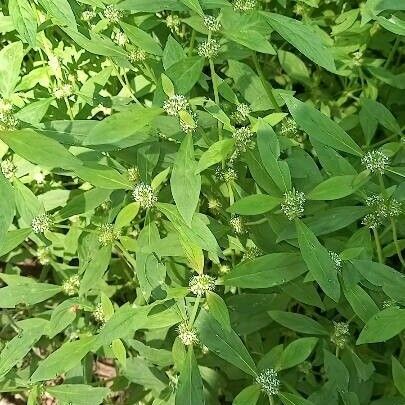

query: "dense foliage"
left=0, top=0, right=405, bottom=404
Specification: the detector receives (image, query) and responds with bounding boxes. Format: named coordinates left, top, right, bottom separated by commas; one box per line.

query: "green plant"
left=0, top=0, right=404, bottom=404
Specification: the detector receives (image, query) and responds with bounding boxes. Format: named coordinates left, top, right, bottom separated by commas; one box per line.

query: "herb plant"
left=0, top=0, right=405, bottom=404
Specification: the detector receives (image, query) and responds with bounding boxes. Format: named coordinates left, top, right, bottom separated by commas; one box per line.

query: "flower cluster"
left=242, top=246, right=262, bottom=261
left=31, top=213, right=53, bottom=234
left=98, top=224, right=120, bottom=246
left=53, top=83, right=73, bottom=100
left=165, top=14, right=181, bottom=34
left=189, top=274, right=216, bottom=296
left=256, top=368, right=280, bottom=396
left=1, top=159, right=15, bottom=180
left=163, top=94, right=189, bottom=117
left=62, top=275, right=80, bottom=296
left=232, top=126, right=255, bottom=152
left=203, top=15, right=221, bottom=32
left=0, top=98, right=18, bottom=130
left=362, top=194, right=402, bottom=229
left=112, top=31, right=127, bottom=46
left=361, top=150, right=390, bottom=174
left=232, top=103, right=251, bottom=124
left=103, top=5, right=122, bottom=23
left=128, top=48, right=147, bottom=63
left=132, top=183, right=158, bottom=209
left=82, top=10, right=96, bottom=22
left=127, top=166, right=140, bottom=183
left=197, top=39, right=221, bottom=59
left=179, top=110, right=198, bottom=133
left=93, top=303, right=106, bottom=324
left=233, top=0, right=257, bottom=12
left=331, top=321, right=350, bottom=349
left=329, top=251, right=342, bottom=271
left=208, top=197, right=222, bottom=212
left=230, top=216, right=245, bottom=234
left=280, top=117, right=300, bottom=140
left=37, top=247, right=51, bottom=265
left=281, top=189, right=306, bottom=220
left=177, top=322, right=199, bottom=346
left=215, top=166, right=237, bottom=183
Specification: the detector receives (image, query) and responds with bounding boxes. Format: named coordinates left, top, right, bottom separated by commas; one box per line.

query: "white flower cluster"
left=1, top=159, right=15, bottom=180
left=361, top=150, right=390, bottom=174
left=215, top=166, right=237, bottom=183
left=362, top=194, right=402, bottom=229
left=128, top=48, right=147, bottom=63
left=233, top=0, right=257, bottom=12
left=177, top=322, right=199, bottom=346
left=230, top=216, right=245, bottom=235
left=242, top=246, right=262, bottom=261
left=113, top=31, right=128, bottom=46
left=93, top=303, right=106, bottom=324
left=163, top=95, right=189, bottom=117
left=62, top=275, right=80, bottom=296
left=280, top=117, right=299, bottom=139
left=82, top=10, right=96, bottom=22
left=31, top=213, right=53, bottom=234
left=208, top=197, right=222, bottom=212
left=0, top=98, right=18, bottom=130
left=189, top=274, right=216, bottom=296
left=281, top=189, right=306, bottom=220
left=53, top=83, right=73, bottom=100
left=127, top=166, right=140, bottom=183
left=103, top=5, right=123, bottom=23
left=233, top=126, right=255, bottom=152
left=232, top=103, right=251, bottom=124
left=98, top=223, right=120, bottom=246
left=132, top=183, right=157, bottom=209
left=37, top=247, right=51, bottom=265
left=197, top=39, right=221, bottom=59
left=329, top=251, right=342, bottom=270
left=331, top=321, right=350, bottom=349
left=203, top=15, right=221, bottom=32
left=256, top=368, right=280, bottom=396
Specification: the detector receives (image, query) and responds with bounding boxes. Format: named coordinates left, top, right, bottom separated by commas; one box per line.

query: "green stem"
left=372, top=227, right=383, bottom=264
left=268, top=394, right=275, bottom=405
left=384, top=37, right=400, bottom=69
left=391, top=218, right=405, bottom=268
left=189, top=295, right=201, bottom=326
left=188, top=29, right=196, bottom=57
left=209, top=58, right=222, bottom=140
left=113, top=63, right=141, bottom=105
left=252, top=52, right=280, bottom=112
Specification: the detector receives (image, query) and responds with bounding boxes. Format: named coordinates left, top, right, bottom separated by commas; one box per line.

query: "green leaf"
left=0, top=41, right=24, bottom=98
left=278, top=392, right=315, bottom=405
left=204, top=100, right=234, bottom=131
left=47, top=299, right=79, bottom=338
left=296, top=219, right=340, bottom=302
left=112, top=339, right=127, bottom=368
left=14, top=98, right=53, bottom=124
left=9, top=0, right=37, bottom=47
left=277, top=337, right=318, bottom=371
left=175, top=348, right=204, bottom=405
left=84, top=105, right=162, bottom=145
left=228, top=194, right=281, bottom=215
left=30, top=336, right=97, bottom=382
left=233, top=385, right=261, bottom=405
left=0, top=173, right=15, bottom=247
left=361, top=98, right=401, bottom=134
left=207, top=291, right=231, bottom=331
left=196, top=309, right=257, bottom=376
left=278, top=50, right=310, bottom=84
left=196, top=138, right=235, bottom=173
left=37, top=0, right=76, bottom=28
left=268, top=311, right=328, bottom=335
left=0, top=129, right=81, bottom=170
left=377, top=15, right=405, bottom=35
left=0, top=318, right=48, bottom=379
left=171, top=133, right=201, bottom=226
left=115, top=202, right=140, bottom=229
left=282, top=95, right=363, bottom=156
left=166, top=56, right=205, bottom=94
left=120, top=22, right=163, bottom=56
left=180, top=0, right=204, bottom=16
left=257, top=119, right=291, bottom=192
left=357, top=307, right=405, bottom=344
left=224, top=253, right=307, bottom=288
left=46, top=384, right=110, bottom=405
left=392, top=357, right=405, bottom=397
left=0, top=228, right=31, bottom=257
left=307, top=175, right=364, bottom=200
left=263, top=12, right=336, bottom=72
left=0, top=282, right=62, bottom=308
left=73, top=163, right=132, bottom=189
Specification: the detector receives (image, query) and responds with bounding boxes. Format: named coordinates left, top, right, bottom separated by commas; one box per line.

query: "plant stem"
left=372, top=227, right=383, bottom=264
left=209, top=58, right=222, bottom=140
left=188, top=29, right=196, bottom=56
left=268, top=394, right=275, bottom=405
left=189, top=295, right=201, bottom=325
left=252, top=52, right=280, bottom=112
left=113, top=63, right=141, bottom=105
left=391, top=218, right=405, bottom=268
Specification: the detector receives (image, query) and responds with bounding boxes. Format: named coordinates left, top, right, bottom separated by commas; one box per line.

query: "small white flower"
left=177, top=322, right=199, bottom=346
left=208, top=198, right=222, bottom=212
left=127, top=167, right=140, bottom=183
left=197, top=39, right=220, bottom=59
left=280, top=117, right=299, bottom=139
left=362, top=213, right=382, bottom=229
left=31, top=213, right=53, bottom=234
left=233, top=0, right=257, bottom=12
left=215, top=166, right=237, bottom=183
left=98, top=223, right=120, bottom=246
left=189, top=274, right=216, bottom=296
left=388, top=198, right=402, bottom=217
left=62, top=275, right=80, bottom=296
left=232, top=103, right=251, bottom=124
left=37, top=246, right=51, bottom=265
left=0, top=98, right=13, bottom=115
left=331, top=321, right=350, bottom=349
left=82, top=10, right=96, bottom=22
left=218, top=264, right=230, bottom=275
left=203, top=15, right=221, bottom=32
left=1, top=159, right=15, bottom=180
left=93, top=303, right=106, bottom=324
left=329, top=251, right=342, bottom=270
left=113, top=31, right=127, bottom=46
left=281, top=189, right=306, bottom=220
left=242, top=246, right=262, bottom=261
left=352, top=50, right=363, bottom=67
left=103, top=4, right=122, bottom=23
left=233, top=126, right=255, bottom=152
left=163, top=95, right=189, bottom=117
left=132, top=183, right=157, bottom=209
left=128, top=48, right=147, bottom=63
left=361, top=150, right=390, bottom=174
left=165, top=14, right=181, bottom=31
left=230, top=216, right=245, bottom=235
left=256, top=368, right=280, bottom=396
left=53, top=83, right=73, bottom=99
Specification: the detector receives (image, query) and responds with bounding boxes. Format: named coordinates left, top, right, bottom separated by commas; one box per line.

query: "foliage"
left=0, top=0, right=405, bottom=404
